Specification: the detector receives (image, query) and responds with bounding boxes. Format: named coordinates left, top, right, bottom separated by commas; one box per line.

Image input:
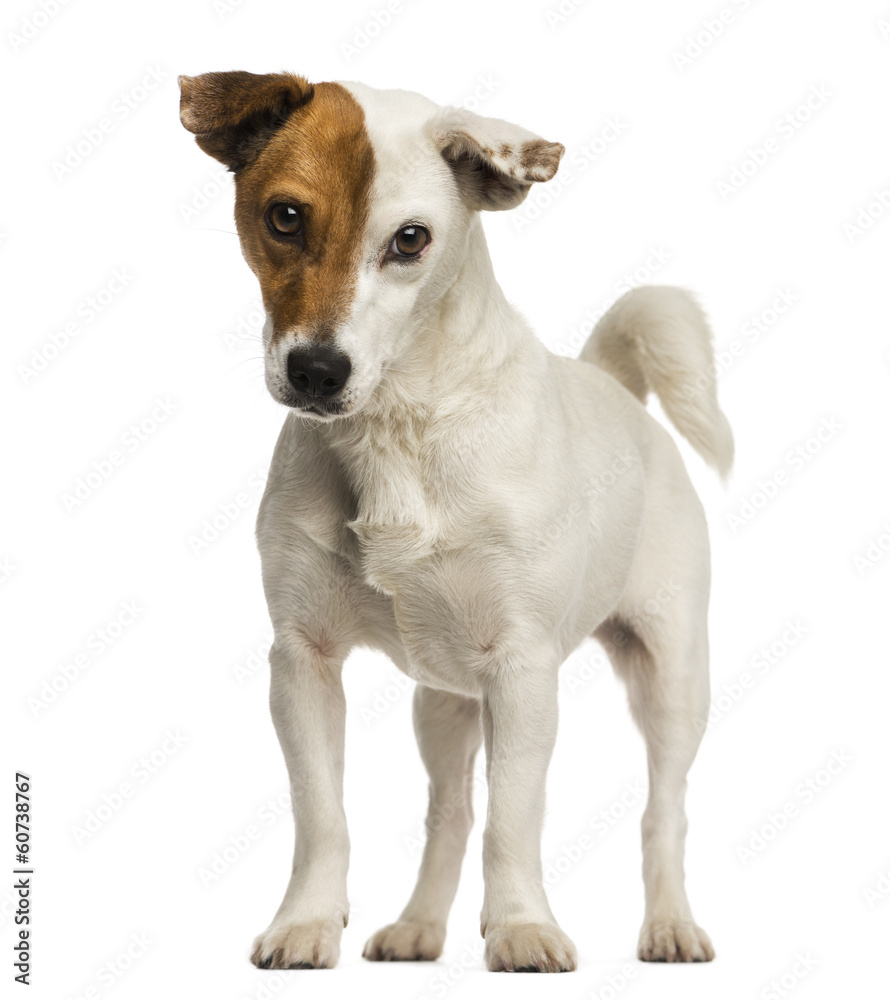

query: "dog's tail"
left=580, top=285, right=734, bottom=478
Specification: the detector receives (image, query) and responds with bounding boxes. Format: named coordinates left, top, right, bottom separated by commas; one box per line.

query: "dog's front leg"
left=480, top=664, right=577, bottom=972
left=251, top=635, right=349, bottom=970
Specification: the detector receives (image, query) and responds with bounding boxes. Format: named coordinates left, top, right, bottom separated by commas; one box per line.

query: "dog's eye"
left=267, top=203, right=303, bottom=238
left=389, top=225, right=430, bottom=259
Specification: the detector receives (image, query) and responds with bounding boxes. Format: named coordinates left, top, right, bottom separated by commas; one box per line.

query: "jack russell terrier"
left=179, top=71, right=733, bottom=972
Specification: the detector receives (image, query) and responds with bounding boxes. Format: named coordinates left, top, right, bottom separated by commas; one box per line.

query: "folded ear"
left=178, top=71, right=314, bottom=172
left=434, top=107, right=565, bottom=211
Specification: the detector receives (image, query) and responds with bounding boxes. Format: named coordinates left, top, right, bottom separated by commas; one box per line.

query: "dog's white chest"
left=348, top=514, right=438, bottom=595
left=339, top=448, right=432, bottom=591
left=331, top=411, right=455, bottom=594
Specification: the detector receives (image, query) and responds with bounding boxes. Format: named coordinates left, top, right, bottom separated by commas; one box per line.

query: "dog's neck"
left=319, top=216, right=537, bottom=566
left=347, top=215, right=531, bottom=428
left=416, top=215, right=522, bottom=361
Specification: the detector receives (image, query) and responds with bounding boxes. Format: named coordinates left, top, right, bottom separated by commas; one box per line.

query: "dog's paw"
left=484, top=922, right=577, bottom=972
left=250, top=919, right=341, bottom=969
left=362, top=920, right=445, bottom=961
left=637, top=917, right=714, bottom=963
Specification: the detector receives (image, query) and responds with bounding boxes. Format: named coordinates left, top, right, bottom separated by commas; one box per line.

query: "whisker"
left=222, top=354, right=263, bottom=368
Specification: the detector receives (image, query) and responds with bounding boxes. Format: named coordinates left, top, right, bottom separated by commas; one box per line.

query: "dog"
left=179, top=71, right=733, bottom=972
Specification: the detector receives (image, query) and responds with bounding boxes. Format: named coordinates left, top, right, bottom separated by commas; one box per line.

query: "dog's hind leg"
left=595, top=564, right=715, bottom=962
left=363, top=685, right=482, bottom=961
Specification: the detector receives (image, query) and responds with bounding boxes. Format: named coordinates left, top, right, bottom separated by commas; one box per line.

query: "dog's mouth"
left=276, top=389, right=350, bottom=421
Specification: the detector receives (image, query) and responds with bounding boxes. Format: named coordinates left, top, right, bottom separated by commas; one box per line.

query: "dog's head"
left=179, top=72, right=564, bottom=419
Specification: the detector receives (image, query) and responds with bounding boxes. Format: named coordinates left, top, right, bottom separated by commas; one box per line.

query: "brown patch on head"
left=236, top=82, right=375, bottom=343
left=180, top=72, right=375, bottom=345
left=519, top=138, right=564, bottom=180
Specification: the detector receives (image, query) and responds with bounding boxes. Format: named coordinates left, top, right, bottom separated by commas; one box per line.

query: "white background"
left=4, top=1, right=890, bottom=998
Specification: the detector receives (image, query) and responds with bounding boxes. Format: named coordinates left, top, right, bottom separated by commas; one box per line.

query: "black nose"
left=286, top=345, right=351, bottom=398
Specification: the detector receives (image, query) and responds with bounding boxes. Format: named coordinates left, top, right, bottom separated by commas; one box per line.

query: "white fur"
left=249, top=83, right=731, bottom=972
